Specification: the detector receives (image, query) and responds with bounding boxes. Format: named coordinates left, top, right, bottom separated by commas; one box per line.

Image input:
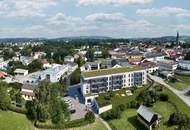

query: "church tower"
left=176, top=31, right=179, bottom=45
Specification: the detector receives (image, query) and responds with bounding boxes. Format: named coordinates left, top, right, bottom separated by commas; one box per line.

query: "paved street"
left=148, top=74, right=190, bottom=107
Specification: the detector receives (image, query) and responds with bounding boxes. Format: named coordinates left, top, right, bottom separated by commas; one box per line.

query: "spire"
left=176, top=31, right=179, bottom=45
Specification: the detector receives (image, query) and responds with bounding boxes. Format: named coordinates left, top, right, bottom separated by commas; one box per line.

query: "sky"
left=0, top=0, right=190, bottom=38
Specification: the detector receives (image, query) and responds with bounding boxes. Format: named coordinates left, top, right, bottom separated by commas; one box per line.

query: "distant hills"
left=130, top=36, right=190, bottom=43
left=0, top=35, right=190, bottom=43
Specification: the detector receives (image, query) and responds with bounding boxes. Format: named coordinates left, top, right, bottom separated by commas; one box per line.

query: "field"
left=0, top=110, right=34, bottom=130
left=166, top=74, right=190, bottom=90
left=107, top=86, right=190, bottom=130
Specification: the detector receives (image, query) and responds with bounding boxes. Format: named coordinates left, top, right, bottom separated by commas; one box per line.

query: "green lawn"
left=166, top=75, right=190, bottom=90
left=167, top=81, right=187, bottom=90
left=0, top=110, right=34, bottom=130
left=66, top=119, right=107, bottom=130
left=162, top=87, right=190, bottom=116
left=107, top=86, right=190, bottom=130
left=110, top=86, right=148, bottom=108
left=109, top=102, right=176, bottom=130
left=38, top=119, right=107, bottom=130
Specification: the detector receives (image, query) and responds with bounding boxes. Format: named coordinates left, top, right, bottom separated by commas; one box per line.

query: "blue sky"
left=0, top=0, right=190, bottom=38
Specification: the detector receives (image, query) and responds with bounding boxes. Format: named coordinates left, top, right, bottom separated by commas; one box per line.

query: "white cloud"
left=1, top=11, right=190, bottom=38
left=47, top=13, right=82, bottom=25
left=44, top=12, right=163, bottom=37
left=0, top=0, right=59, bottom=17
left=137, top=7, right=190, bottom=17
left=78, top=0, right=152, bottom=6
left=85, top=13, right=126, bottom=23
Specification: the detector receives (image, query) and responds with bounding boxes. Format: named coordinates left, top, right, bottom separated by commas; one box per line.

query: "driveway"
left=64, top=96, right=87, bottom=120
left=148, top=74, right=190, bottom=107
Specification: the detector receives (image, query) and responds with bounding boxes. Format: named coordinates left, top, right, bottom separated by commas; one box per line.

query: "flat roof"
left=14, top=69, right=28, bottom=73
left=83, top=66, right=143, bottom=78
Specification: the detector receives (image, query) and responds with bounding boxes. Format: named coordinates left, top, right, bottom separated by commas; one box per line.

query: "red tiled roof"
left=0, top=71, right=7, bottom=78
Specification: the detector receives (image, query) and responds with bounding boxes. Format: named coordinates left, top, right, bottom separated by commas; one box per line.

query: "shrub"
left=118, top=104, right=125, bottom=111
left=104, top=95, right=111, bottom=100
left=127, top=100, right=139, bottom=109
left=159, top=93, right=169, bottom=101
left=168, top=112, right=190, bottom=129
left=8, top=105, right=27, bottom=114
left=101, top=107, right=122, bottom=120
left=155, top=85, right=163, bottom=92
left=84, top=111, right=95, bottom=123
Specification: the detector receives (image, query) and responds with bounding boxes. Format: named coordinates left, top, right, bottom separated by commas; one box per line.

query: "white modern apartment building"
left=178, top=60, right=190, bottom=71
left=81, top=66, right=147, bottom=105
left=157, top=59, right=178, bottom=71
left=19, top=65, right=69, bottom=84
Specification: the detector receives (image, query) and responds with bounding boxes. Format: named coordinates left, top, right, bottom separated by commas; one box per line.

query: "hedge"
left=8, top=105, right=27, bottom=114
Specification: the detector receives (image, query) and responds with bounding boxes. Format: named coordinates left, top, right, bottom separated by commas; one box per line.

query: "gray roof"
left=22, top=84, right=37, bottom=90
left=179, top=60, right=190, bottom=64
left=145, top=52, right=166, bottom=58
left=137, top=105, right=155, bottom=122
left=85, top=61, right=100, bottom=66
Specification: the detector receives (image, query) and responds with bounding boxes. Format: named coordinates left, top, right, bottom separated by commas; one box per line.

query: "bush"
left=84, top=111, right=95, bottom=123
left=168, top=112, right=190, bottom=129
left=159, top=93, right=169, bottom=101
left=127, top=100, right=139, bottom=109
left=101, top=107, right=122, bottom=120
left=155, top=85, right=163, bottom=92
left=118, top=104, right=125, bottom=111
left=8, top=105, right=27, bottom=114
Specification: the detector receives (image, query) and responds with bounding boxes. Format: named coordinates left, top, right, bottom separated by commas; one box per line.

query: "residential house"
left=157, top=59, right=178, bottom=71
left=64, top=56, right=75, bottom=63
left=178, top=60, right=190, bottom=71
left=0, top=60, right=9, bottom=70
left=144, top=52, right=165, bottom=63
left=0, top=71, right=7, bottom=79
left=94, top=51, right=102, bottom=57
left=32, top=51, right=46, bottom=59
left=137, top=105, right=162, bottom=130
left=14, top=69, right=28, bottom=76
left=20, top=56, right=33, bottom=66
left=139, top=60, right=159, bottom=73
left=41, top=59, right=51, bottom=69
left=81, top=61, right=101, bottom=71
left=21, top=84, right=37, bottom=100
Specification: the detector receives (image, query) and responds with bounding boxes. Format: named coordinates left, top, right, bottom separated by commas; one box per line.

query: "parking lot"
left=64, top=96, right=87, bottom=120
left=64, top=84, right=87, bottom=120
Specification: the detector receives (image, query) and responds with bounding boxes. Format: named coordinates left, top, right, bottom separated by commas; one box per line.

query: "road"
left=148, top=74, right=190, bottom=107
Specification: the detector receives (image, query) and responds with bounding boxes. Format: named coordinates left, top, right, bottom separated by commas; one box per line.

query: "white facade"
left=14, top=69, right=28, bottom=76
left=157, top=60, right=178, bottom=71
left=146, top=56, right=165, bottom=63
left=64, top=56, right=74, bottom=63
left=178, top=60, right=190, bottom=70
left=0, top=60, right=9, bottom=70
left=43, top=65, right=69, bottom=82
left=81, top=68, right=147, bottom=105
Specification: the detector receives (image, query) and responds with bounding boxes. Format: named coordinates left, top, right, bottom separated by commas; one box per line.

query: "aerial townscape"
left=0, top=0, right=190, bottom=130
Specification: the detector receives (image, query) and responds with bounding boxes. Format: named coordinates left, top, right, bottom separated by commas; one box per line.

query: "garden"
left=100, top=83, right=190, bottom=130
